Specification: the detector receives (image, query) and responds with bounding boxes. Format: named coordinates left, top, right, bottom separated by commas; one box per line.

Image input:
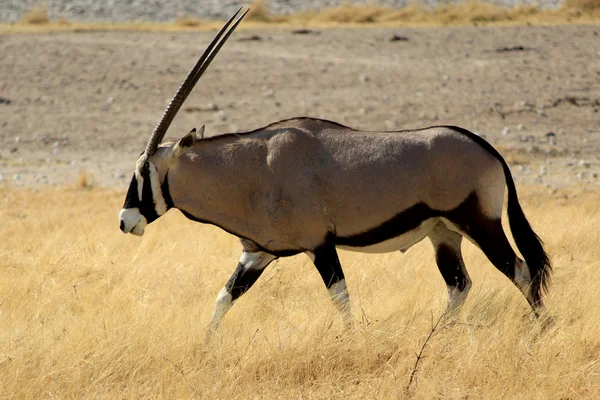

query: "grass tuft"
left=76, top=170, right=94, bottom=189
left=247, top=0, right=273, bottom=22
left=21, top=2, right=50, bottom=25
left=174, top=17, right=202, bottom=27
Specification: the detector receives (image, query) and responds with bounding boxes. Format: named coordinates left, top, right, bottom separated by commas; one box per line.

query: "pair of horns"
left=145, top=7, right=248, bottom=155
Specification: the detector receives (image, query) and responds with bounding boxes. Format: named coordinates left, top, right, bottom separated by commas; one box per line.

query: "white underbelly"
left=338, top=219, right=437, bottom=254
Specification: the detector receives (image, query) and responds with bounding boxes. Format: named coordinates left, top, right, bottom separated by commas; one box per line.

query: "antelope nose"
left=120, top=220, right=125, bottom=232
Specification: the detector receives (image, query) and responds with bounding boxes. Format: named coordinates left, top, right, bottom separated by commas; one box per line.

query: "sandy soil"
left=0, top=25, right=599, bottom=189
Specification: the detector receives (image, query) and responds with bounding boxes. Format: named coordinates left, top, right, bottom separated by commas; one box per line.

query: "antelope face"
left=119, top=128, right=201, bottom=236
left=119, top=152, right=168, bottom=236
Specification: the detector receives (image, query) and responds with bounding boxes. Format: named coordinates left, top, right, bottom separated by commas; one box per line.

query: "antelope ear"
left=172, top=128, right=198, bottom=158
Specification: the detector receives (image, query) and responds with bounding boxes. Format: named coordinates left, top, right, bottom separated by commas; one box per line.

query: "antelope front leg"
left=205, top=250, right=276, bottom=343
left=306, top=245, right=352, bottom=328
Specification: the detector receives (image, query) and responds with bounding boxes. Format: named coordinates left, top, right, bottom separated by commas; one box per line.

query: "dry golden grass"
left=0, top=183, right=599, bottom=398
left=3, top=1, right=599, bottom=34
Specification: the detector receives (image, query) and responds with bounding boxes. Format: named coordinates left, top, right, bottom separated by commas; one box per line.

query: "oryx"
left=119, top=8, right=551, bottom=337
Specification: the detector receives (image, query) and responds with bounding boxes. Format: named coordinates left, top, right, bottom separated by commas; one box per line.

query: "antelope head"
left=119, top=8, right=248, bottom=236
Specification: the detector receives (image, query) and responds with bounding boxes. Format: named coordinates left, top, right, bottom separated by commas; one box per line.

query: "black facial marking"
left=435, top=244, right=468, bottom=292
left=225, top=262, right=267, bottom=301
left=312, top=244, right=345, bottom=289
left=161, top=172, right=174, bottom=210
left=123, top=174, right=140, bottom=209
left=139, top=162, right=160, bottom=223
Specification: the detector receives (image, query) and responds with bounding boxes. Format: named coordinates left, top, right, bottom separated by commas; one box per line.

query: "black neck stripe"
left=162, top=173, right=175, bottom=210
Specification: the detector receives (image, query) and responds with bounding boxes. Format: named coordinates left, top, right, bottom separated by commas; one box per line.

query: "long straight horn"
left=145, top=7, right=249, bottom=155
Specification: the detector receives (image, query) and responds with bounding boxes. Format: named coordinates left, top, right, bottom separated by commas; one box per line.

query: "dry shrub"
left=76, top=170, right=94, bottom=189
left=22, top=2, right=49, bottom=24
left=174, top=17, right=202, bottom=27
left=563, top=0, right=600, bottom=10
left=247, top=0, right=272, bottom=22
left=315, top=4, right=387, bottom=23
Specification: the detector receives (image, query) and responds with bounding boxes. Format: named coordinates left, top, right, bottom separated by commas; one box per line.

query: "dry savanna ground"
left=1, top=5, right=600, bottom=398
left=0, top=184, right=600, bottom=398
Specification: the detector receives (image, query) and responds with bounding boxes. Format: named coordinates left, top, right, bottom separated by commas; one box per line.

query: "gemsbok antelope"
left=119, top=8, right=551, bottom=337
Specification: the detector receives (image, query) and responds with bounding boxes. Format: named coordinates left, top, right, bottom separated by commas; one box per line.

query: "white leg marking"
left=514, top=259, right=535, bottom=305
left=328, top=279, right=352, bottom=326
left=207, top=287, right=233, bottom=333
left=206, top=251, right=276, bottom=342
left=446, top=279, right=471, bottom=314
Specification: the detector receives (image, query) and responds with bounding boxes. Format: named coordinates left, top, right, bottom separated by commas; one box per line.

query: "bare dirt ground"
left=0, top=25, right=599, bottom=189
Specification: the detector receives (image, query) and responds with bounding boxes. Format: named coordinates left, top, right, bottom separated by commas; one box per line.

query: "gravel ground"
left=0, top=25, right=598, bottom=189
left=1, top=0, right=565, bottom=23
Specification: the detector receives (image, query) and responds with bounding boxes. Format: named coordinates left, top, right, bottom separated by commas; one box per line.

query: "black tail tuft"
left=503, top=167, right=552, bottom=304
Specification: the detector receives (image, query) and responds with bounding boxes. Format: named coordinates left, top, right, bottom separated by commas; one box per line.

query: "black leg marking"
left=225, top=261, right=267, bottom=301
left=468, top=219, right=517, bottom=281
left=435, top=244, right=469, bottom=292
left=313, top=244, right=345, bottom=289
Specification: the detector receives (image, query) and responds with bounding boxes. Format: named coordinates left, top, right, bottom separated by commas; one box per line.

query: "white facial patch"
left=135, top=154, right=148, bottom=202
left=119, top=207, right=148, bottom=236
left=147, top=162, right=167, bottom=216
left=134, top=155, right=168, bottom=217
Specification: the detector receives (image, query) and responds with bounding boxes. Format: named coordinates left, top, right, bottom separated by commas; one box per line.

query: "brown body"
left=169, top=118, right=503, bottom=254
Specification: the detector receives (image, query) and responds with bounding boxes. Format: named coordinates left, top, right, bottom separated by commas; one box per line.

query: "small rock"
left=546, top=132, right=557, bottom=145
left=360, top=75, right=370, bottom=82
left=416, top=91, right=423, bottom=96
left=540, top=166, right=548, bottom=175
left=501, top=127, right=510, bottom=136
left=13, top=174, right=20, bottom=181
left=537, top=109, right=546, bottom=117
left=263, top=87, right=275, bottom=97
left=0, top=97, right=12, bottom=105
left=218, top=110, right=227, bottom=121
left=576, top=172, right=584, bottom=180
left=238, top=34, right=262, bottom=41
left=0, top=174, right=4, bottom=181
left=107, top=97, right=115, bottom=104
left=14, top=136, right=21, bottom=143
left=390, top=34, right=409, bottom=42
left=520, top=135, right=530, bottom=142
left=517, top=124, right=525, bottom=131
left=579, top=159, right=591, bottom=168
left=292, top=29, right=319, bottom=35
left=117, top=171, right=126, bottom=179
